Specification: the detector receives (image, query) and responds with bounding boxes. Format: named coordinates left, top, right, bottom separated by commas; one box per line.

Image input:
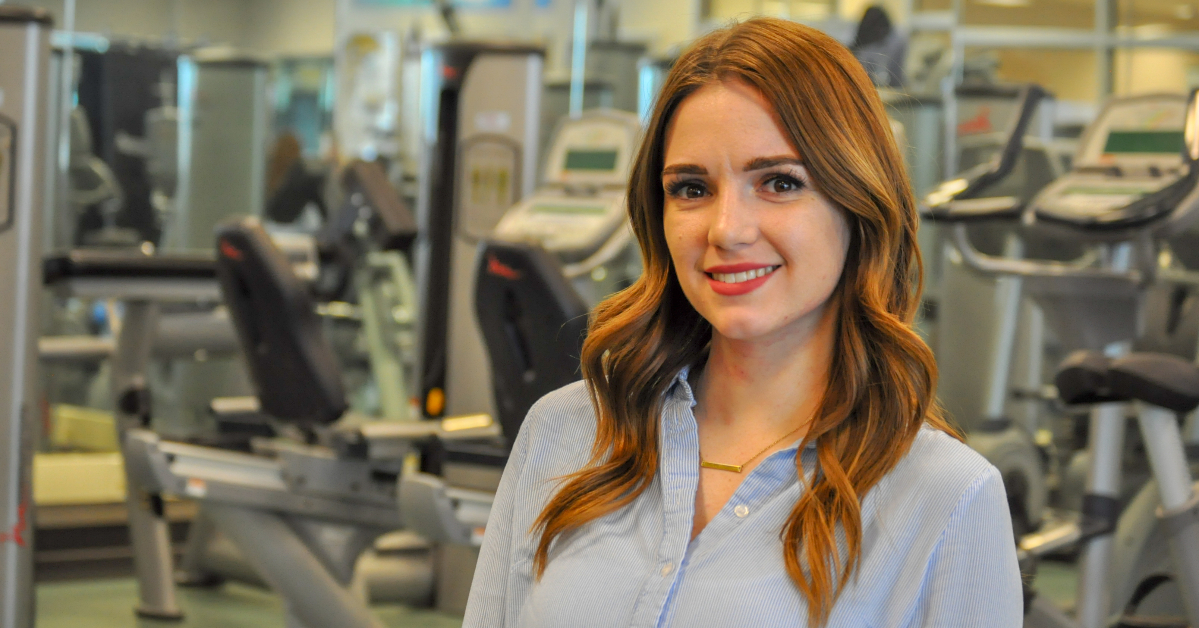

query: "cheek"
left=663, top=213, right=697, bottom=266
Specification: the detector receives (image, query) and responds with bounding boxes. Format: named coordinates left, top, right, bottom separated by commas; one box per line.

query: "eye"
left=666, top=180, right=709, bottom=200
left=762, top=173, right=805, bottom=195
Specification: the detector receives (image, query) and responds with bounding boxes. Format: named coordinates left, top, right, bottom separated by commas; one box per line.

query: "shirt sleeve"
left=461, top=405, right=535, bottom=628
left=904, top=465, right=1024, bottom=628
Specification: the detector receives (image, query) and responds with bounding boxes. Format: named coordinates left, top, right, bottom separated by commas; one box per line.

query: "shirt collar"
left=669, top=365, right=697, bottom=407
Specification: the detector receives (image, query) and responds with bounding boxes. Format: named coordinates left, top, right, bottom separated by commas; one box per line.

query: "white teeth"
left=710, top=266, right=778, bottom=284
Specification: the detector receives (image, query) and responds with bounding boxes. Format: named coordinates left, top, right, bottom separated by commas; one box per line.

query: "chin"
left=707, top=316, right=779, bottom=342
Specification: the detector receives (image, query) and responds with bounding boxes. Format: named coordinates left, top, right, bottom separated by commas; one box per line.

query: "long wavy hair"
left=532, top=17, right=959, bottom=626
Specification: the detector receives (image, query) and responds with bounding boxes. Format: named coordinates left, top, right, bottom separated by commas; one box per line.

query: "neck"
left=695, top=303, right=838, bottom=435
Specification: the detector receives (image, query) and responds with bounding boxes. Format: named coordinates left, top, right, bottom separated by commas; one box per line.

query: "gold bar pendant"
left=700, top=461, right=743, bottom=473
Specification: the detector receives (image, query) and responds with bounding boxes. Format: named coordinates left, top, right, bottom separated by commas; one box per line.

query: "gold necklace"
left=699, top=423, right=805, bottom=473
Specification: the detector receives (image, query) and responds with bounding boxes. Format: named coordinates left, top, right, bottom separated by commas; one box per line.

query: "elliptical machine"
left=927, top=89, right=1199, bottom=628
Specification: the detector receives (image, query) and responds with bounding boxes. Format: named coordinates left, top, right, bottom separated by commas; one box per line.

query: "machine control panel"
left=1031, top=94, right=1191, bottom=229
left=494, top=110, right=641, bottom=264
left=542, top=112, right=640, bottom=187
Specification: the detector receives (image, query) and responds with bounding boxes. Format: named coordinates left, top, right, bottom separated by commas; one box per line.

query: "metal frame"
left=0, top=11, right=52, bottom=628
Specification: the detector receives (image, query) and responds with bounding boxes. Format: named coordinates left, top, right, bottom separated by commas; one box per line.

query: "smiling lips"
left=704, top=264, right=780, bottom=296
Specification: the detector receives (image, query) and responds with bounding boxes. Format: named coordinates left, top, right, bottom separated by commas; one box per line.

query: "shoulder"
left=866, top=426, right=1003, bottom=531
left=898, top=426, right=998, bottom=495
left=511, top=380, right=600, bottom=480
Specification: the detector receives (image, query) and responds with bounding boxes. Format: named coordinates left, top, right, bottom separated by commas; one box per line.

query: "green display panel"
left=531, top=203, right=608, bottom=215
left=564, top=149, right=618, bottom=171
left=1103, top=130, right=1185, bottom=154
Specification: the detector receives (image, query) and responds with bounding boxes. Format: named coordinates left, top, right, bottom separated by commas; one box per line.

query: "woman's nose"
left=708, top=188, right=757, bottom=249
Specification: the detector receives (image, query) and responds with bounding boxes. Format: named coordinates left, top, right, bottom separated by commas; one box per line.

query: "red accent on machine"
left=219, top=240, right=243, bottom=261
left=957, top=106, right=994, bottom=136
left=486, top=254, right=521, bottom=280
left=0, top=497, right=28, bottom=546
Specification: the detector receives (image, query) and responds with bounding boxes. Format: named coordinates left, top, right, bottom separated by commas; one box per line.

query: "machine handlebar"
left=921, top=84, right=1048, bottom=219
left=922, top=195, right=1024, bottom=223
left=958, top=84, right=1048, bottom=201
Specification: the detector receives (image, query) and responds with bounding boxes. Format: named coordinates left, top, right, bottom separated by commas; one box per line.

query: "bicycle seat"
left=1109, top=352, right=1199, bottom=413
left=1055, top=350, right=1120, bottom=405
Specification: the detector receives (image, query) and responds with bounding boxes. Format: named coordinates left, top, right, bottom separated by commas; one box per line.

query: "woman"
left=464, top=17, right=1021, bottom=627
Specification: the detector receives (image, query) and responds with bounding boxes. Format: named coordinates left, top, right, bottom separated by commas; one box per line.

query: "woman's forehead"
left=662, top=80, right=801, bottom=168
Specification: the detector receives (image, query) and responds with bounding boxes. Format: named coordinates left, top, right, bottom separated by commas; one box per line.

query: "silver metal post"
left=205, top=505, right=385, bottom=628
left=112, top=301, right=183, bottom=619
left=1135, top=403, right=1199, bottom=621
left=983, top=234, right=1024, bottom=420
left=0, top=9, right=51, bottom=628
left=1017, top=301, right=1045, bottom=433
left=1076, top=400, right=1127, bottom=628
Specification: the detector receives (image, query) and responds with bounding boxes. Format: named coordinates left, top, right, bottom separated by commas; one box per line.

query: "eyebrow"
left=661, top=155, right=803, bottom=177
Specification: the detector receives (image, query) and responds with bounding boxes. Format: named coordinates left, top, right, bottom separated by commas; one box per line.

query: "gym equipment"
left=492, top=108, right=642, bottom=305
left=403, top=42, right=544, bottom=421
left=170, top=49, right=269, bottom=251
left=38, top=159, right=422, bottom=614
left=42, top=247, right=222, bottom=620
left=71, top=42, right=177, bottom=247
left=121, top=217, right=498, bottom=628
left=395, top=109, right=642, bottom=612
left=924, top=84, right=1064, bottom=534
left=316, top=160, right=420, bottom=421
left=0, top=7, right=52, bottom=628
left=929, top=89, right=1199, bottom=628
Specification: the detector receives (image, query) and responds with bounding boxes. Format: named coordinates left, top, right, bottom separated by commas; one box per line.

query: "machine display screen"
left=564, top=149, right=619, bottom=171
left=1103, top=130, right=1185, bottom=154
left=531, top=203, right=609, bottom=215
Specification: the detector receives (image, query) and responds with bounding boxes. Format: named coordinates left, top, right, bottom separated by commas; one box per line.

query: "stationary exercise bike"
left=927, top=89, right=1199, bottom=628
left=925, top=83, right=1064, bottom=536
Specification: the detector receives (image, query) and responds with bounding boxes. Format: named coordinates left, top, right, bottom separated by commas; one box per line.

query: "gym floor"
left=35, top=579, right=463, bottom=628
left=33, top=561, right=1080, bottom=626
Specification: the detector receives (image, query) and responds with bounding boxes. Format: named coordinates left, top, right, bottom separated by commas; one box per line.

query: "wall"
left=244, top=0, right=337, bottom=55
left=335, top=0, right=577, bottom=74
left=15, top=0, right=251, bottom=47
left=619, top=0, right=701, bottom=55
left=11, top=0, right=338, bottom=56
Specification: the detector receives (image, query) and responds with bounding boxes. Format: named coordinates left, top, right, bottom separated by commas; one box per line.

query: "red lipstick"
left=704, top=264, right=779, bottom=296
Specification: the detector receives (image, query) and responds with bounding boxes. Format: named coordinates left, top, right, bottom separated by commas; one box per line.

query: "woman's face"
left=661, top=79, right=851, bottom=344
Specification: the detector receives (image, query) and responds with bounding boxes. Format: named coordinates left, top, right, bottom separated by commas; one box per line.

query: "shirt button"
left=661, top=563, right=673, bottom=576
left=734, top=504, right=750, bottom=518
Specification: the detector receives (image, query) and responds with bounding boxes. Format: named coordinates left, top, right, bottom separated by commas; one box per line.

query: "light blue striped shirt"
left=464, top=369, right=1022, bottom=627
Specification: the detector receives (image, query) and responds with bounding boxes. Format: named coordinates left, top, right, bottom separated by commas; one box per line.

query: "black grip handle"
left=957, top=84, right=1048, bottom=201
left=922, top=196, right=1024, bottom=223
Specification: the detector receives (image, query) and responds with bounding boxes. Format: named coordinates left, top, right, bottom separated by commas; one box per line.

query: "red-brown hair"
left=532, top=17, right=959, bottom=626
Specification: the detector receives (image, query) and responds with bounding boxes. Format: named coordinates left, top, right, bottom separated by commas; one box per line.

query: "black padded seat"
left=215, top=218, right=348, bottom=426
left=1055, top=350, right=1120, bottom=405
left=1109, top=353, right=1199, bottom=414
left=475, top=239, right=590, bottom=443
